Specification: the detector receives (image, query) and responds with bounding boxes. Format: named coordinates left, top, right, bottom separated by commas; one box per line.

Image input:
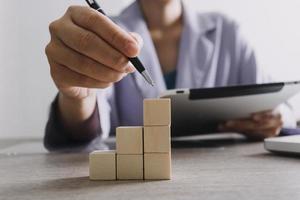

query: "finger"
left=222, top=119, right=257, bottom=132
left=243, top=126, right=282, bottom=140
left=68, top=6, right=140, bottom=57
left=256, top=120, right=282, bottom=130
left=252, top=113, right=282, bottom=125
left=46, top=37, right=129, bottom=83
left=222, top=116, right=283, bottom=132
left=260, top=127, right=282, bottom=137
left=49, top=19, right=135, bottom=73
left=258, top=115, right=283, bottom=130
left=220, top=118, right=283, bottom=139
left=129, top=32, right=144, bottom=50
left=48, top=59, right=112, bottom=89
left=251, top=110, right=279, bottom=121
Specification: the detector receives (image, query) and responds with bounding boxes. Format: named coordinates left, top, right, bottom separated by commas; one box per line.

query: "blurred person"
left=44, top=0, right=296, bottom=150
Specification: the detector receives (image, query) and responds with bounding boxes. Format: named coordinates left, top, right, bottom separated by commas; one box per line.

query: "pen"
left=85, top=0, right=155, bottom=87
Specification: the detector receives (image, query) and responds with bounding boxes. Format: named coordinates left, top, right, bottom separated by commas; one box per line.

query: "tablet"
left=160, top=81, right=300, bottom=134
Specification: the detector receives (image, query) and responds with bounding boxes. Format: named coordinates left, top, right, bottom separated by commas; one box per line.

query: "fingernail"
left=124, top=40, right=138, bottom=56
left=125, top=65, right=136, bottom=73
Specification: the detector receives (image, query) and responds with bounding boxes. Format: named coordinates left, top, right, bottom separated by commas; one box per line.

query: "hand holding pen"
left=46, top=4, right=153, bottom=100
left=85, top=0, right=154, bottom=86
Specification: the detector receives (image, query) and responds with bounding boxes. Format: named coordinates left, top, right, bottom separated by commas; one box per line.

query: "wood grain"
left=1, top=139, right=300, bottom=200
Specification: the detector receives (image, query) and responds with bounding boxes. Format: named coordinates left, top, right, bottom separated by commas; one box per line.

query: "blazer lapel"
left=176, top=2, right=217, bottom=89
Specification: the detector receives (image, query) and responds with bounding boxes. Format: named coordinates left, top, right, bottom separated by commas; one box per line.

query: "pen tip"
left=150, top=81, right=155, bottom=87
left=141, top=70, right=155, bottom=87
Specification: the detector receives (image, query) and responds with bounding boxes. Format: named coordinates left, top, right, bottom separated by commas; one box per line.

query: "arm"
left=218, top=18, right=296, bottom=139
left=44, top=6, right=142, bottom=150
left=235, top=26, right=297, bottom=129
left=44, top=88, right=115, bottom=151
left=44, top=94, right=101, bottom=151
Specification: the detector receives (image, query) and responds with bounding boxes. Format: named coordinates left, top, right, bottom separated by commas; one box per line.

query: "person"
left=44, top=0, right=296, bottom=150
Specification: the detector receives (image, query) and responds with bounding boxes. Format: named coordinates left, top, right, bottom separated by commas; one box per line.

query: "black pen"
left=85, top=0, right=155, bottom=86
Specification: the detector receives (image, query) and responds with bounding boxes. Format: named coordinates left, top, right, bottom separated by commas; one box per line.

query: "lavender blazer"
left=44, top=1, right=296, bottom=150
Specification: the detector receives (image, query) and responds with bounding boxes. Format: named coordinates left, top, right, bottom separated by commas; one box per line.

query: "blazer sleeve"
left=44, top=87, right=115, bottom=151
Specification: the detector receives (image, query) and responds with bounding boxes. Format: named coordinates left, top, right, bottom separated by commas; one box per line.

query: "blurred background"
left=0, top=0, right=300, bottom=139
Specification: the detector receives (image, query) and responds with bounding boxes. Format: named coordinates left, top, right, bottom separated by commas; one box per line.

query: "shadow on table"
left=171, top=133, right=248, bottom=148
left=248, top=151, right=300, bottom=159
left=3, top=176, right=165, bottom=196
left=41, top=176, right=150, bottom=190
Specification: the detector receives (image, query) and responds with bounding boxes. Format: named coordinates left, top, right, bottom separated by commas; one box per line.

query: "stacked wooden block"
left=143, top=99, right=171, bottom=180
left=89, top=99, right=171, bottom=181
left=116, top=126, right=144, bottom=179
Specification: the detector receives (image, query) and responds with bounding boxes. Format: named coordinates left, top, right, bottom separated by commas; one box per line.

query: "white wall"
left=0, top=0, right=300, bottom=139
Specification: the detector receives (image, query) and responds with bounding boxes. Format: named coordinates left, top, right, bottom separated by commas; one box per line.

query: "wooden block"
left=117, top=154, right=144, bottom=180
left=89, top=150, right=116, bottom=180
left=144, top=153, right=171, bottom=180
left=144, top=126, right=171, bottom=153
left=116, top=126, right=143, bottom=154
left=144, top=99, right=171, bottom=126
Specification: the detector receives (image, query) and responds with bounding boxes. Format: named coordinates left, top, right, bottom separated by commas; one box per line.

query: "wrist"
left=59, top=92, right=95, bottom=105
left=58, top=91, right=97, bottom=126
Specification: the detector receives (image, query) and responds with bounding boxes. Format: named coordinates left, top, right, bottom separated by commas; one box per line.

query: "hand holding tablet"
left=160, top=81, right=300, bottom=136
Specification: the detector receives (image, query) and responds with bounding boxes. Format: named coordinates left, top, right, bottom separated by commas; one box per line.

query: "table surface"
left=0, top=135, right=300, bottom=200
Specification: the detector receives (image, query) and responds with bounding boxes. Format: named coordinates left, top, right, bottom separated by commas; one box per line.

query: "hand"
left=45, top=6, right=142, bottom=100
left=218, top=110, right=283, bottom=140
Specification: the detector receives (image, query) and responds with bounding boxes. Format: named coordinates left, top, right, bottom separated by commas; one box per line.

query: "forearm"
left=58, top=92, right=97, bottom=130
left=44, top=94, right=101, bottom=151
